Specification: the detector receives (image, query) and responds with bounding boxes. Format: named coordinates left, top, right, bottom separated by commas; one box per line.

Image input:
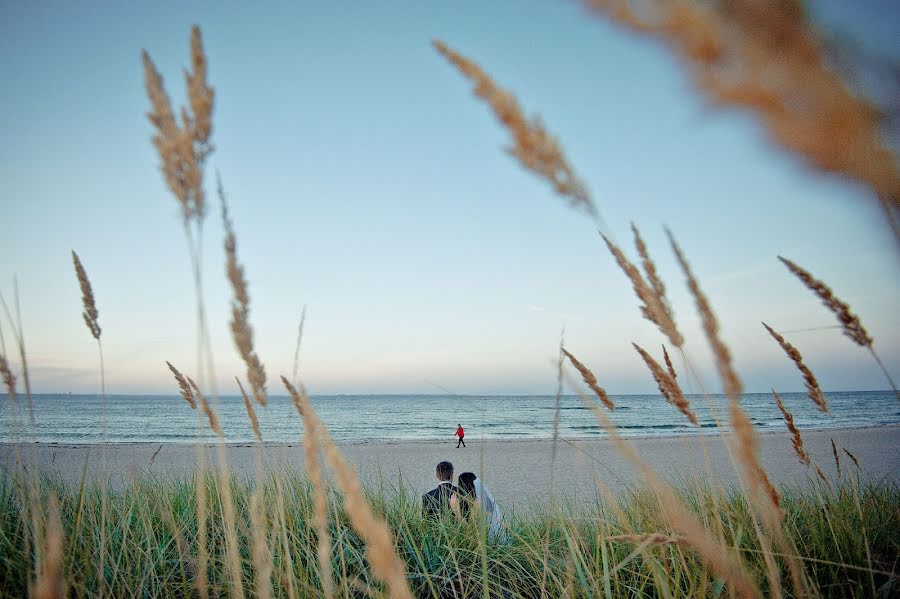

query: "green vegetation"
left=1, top=469, right=896, bottom=598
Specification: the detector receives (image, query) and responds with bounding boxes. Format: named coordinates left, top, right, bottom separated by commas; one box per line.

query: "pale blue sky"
left=1, top=1, right=898, bottom=396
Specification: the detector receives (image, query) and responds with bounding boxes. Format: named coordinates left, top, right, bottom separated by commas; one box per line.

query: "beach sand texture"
left=4, top=425, right=897, bottom=509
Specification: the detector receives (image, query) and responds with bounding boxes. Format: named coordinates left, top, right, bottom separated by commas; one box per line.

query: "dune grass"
left=0, top=470, right=896, bottom=598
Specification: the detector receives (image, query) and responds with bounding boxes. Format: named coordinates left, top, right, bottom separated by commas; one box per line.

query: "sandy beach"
left=4, top=425, right=897, bottom=509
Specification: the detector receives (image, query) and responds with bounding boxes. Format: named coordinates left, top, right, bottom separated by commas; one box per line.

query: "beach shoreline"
left=8, top=421, right=896, bottom=448
left=3, top=424, right=898, bottom=509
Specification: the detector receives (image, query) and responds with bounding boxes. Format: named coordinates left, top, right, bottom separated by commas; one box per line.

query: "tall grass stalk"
left=71, top=251, right=108, bottom=597
left=282, top=377, right=413, bottom=599
left=432, top=39, right=603, bottom=228
left=1, top=284, right=43, bottom=596
left=777, top=256, right=898, bottom=399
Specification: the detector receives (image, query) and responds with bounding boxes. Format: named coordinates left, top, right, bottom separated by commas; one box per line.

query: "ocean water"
left=1, top=391, right=898, bottom=444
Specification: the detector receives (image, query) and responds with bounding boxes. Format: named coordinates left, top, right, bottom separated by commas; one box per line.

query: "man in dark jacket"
left=422, top=461, right=458, bottom=520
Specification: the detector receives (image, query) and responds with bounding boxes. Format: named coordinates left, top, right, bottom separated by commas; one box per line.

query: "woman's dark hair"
left=457, top=472, right=477, bottom=520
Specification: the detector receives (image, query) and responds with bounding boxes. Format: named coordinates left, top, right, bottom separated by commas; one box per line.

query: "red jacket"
left=456, top=426, right=464, bottom=438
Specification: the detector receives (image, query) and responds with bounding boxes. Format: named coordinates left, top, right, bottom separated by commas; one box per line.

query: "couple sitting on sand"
left=422, top=460, right=507, bottom=542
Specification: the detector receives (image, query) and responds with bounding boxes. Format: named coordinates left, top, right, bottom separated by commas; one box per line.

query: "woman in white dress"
left=455, top=472, right=507, bottom=542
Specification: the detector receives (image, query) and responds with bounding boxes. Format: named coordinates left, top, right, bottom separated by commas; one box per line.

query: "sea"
left=1, top=391, right=897, bottom=444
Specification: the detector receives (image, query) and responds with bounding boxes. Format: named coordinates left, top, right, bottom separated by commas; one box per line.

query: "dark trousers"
left=456, top=436, right=465, bottom=448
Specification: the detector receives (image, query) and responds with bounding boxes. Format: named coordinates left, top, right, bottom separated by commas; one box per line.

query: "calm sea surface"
left=1, top=391, right=897, bottom=444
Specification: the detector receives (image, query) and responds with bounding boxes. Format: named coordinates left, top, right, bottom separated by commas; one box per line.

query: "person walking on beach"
left=422, top=461, right=459, bottom=520
left=456, top=424, right=466, bottom=448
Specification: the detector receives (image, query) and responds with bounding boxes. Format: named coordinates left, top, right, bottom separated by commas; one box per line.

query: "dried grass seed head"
left=186, top=26, right=214, bottom=152
left=236, top=377, right=261, bottom=442
left=772, top=389, right=810, bottom=465
left=432, top=39, right=598, bottom=221
left=667, top=228, right=742, bottom=399
left=603, top=234, right=683, bottom=347
left=631, top=223, right=681, bottom=346
left=778, top=256, right=872, bottom=347
left=762, top=322, right=828, bottom=412
left=220, top=180, right=267, bottom=406
left=562, top=348, right=614, bottom=410
left=585, top=0, right=900, bottom=211
left=71, top=251, right=101, bottom=340
left=662, top=344, right=677, bottom=380
left=166, top=361, right=196, bottom=409
left=633, top=342, right=698, bottom=426
left=142, top=26, right=215, bottom=222
left=665, top=230, right=779, bottom=515
left=280, top=376, right=334, bottom=597
left=186, top=375, right=221, bottom=436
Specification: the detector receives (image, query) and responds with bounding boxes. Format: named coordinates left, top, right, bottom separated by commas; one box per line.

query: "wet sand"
left=2, top=425, right=898, bottom=509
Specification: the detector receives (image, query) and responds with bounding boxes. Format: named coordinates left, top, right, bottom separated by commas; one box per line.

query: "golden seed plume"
left=186, top=27, right=214, bottom=153
left=281, top=377, right=412, bottom=599
left=220, top=179, right=268, bottom=406
left=71, top=251, right=101, bottom=340
left=236, top=378, right=262, bottom=442
left=432, top=40, right=598, bottom=221
left=662, top=344, right=677, bottom=380
left=584, top=1, right=900, bottom=218
left=667, top=229, right=740, bottom=399
left=631, top=223, right=680, bottom=343
left=166, top=361, right=196, bottom=409
left=668, top=229, right=780, bottom=514
left=632, top=343, right=698, bottom=426
left=186, top=376, right=221, bottom=436
left=777, top=257, right=872, bottom=347
left=603, top=234, right=683, bottom=347
left=142, top=25, right=214, bottom=222
left=562, top=348, right=614, bottom=410
left=33, top=492, right=65, bottom=599
left=762, top=323, right=828, bottom=413
left=772, top=389, right=809, bottom=466
left=778, top=257, right=897, bottom=397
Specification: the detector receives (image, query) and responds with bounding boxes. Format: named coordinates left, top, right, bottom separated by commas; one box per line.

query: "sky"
left=1, top=0, right=898, bottom=396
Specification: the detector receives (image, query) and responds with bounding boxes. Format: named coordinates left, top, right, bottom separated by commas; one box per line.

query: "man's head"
left=436, top=461, right=454, bottom=482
